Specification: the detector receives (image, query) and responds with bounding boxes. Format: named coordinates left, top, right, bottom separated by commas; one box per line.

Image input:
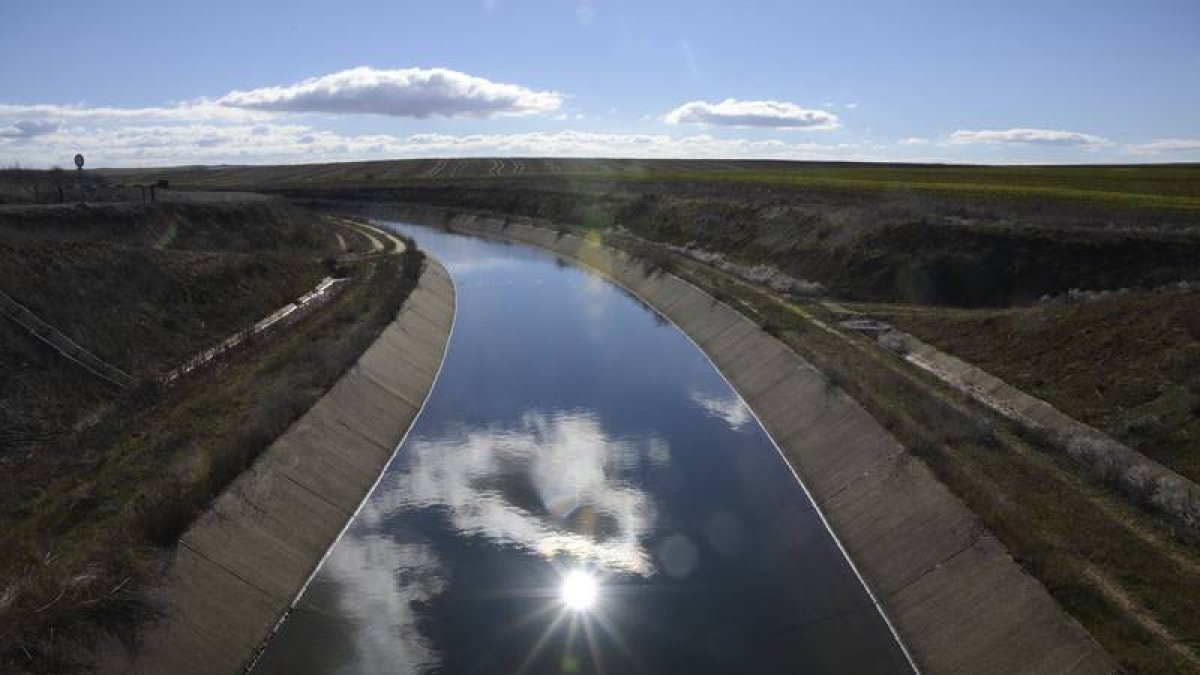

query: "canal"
left=251, top=221, right=913, bottom=674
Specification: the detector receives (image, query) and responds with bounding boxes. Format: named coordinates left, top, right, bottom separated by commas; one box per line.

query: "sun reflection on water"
left=561, top=569, right=599, bottom=611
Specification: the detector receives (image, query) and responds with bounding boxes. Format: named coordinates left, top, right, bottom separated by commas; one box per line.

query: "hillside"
left=0, top=195, right=431, bottom=673
left=880, top=287, right=1200, bottom=483
left=0, top=200, right=333, bottom=447
left=107, top=159, right=1200, bottom=307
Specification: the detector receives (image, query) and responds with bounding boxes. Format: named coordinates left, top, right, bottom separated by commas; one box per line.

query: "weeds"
left=0, top=241, right=424, bottom=672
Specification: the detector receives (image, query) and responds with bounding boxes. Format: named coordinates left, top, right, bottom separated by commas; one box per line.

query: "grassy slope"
left=280, top=181, right=1200, bottom=307
left=0, top=243, right=320, bottom=373
left=0, top=199, right=425, bottom=671
left=1, top=248, right=424, bottom=673
left=115, top=159, right=1193, bottom=308
left=879, top=289, right=1200, bottom=483
left=0, top=201, right=334, bottom=438
left=104, top=161, right=1200, bottom=308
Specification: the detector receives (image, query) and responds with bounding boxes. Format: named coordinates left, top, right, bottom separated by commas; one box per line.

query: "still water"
left=252, top=222, right=913, bottom=675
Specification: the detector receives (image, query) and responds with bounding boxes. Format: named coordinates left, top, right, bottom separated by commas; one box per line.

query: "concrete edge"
left=374, top=205, right=1117, bottom=675
left=99, top=255, right=456, bottom=675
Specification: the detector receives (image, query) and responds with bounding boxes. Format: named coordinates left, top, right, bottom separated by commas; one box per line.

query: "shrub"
left=1058, top=429, right=1200, bottom=535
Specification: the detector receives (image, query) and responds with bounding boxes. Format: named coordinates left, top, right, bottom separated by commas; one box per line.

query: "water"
left=252, top=222, right=913, bottom=675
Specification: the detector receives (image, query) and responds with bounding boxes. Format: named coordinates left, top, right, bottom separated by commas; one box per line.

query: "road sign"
left=74, top=153, right=84, bottom=169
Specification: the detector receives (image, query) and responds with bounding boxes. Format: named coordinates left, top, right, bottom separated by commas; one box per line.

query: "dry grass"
left=0, top=205, right=423, bottom=671
left=878, top=289, right=1200, bottom=485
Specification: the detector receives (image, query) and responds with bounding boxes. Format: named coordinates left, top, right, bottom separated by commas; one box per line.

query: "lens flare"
left=561, top=570, right=598, bottom=611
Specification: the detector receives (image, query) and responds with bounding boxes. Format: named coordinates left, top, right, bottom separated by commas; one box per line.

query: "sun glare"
left=561, top=570, right=598, bottom=611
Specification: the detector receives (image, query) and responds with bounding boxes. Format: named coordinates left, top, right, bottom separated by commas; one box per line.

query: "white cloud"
left=396, top=130, right=862, bottom=158
left=0, top=116, right=1136, bottom=167
left=0, top=119, right=62, bottom=139
left=949, top=128, right=1109, bottom=147
left=844, top=102, right=859, bottom=110
left=217, top=66, right=562, bottom=118
left=0, top=67, right=560, bottom=126
left=0, top=122, right=369, bottom=165
left=664, top=98, right=839, bottom=130
left=0, top=101, right=267, bottom=123
left=318, top=536, right=444, bottom=673
left=1126, top=138, right=1200, bottom=155
left=0, top=122, right=882, bottom=167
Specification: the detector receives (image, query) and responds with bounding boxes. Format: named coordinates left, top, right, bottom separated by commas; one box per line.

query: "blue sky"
left=2, top=0, right=1198, bottom=167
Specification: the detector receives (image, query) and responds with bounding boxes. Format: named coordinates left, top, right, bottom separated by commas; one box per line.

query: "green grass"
left=604, top=165, right=1200, bottom=211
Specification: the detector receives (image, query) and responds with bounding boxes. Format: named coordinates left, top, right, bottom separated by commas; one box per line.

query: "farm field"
left=100, top=159, right=1200, bottom=211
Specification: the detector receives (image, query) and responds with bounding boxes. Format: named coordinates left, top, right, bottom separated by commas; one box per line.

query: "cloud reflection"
left=690, top=390, right=752, bottom=430
left=443, top=255, right=521, bottom=277
left=398, top=410, right=665, bottom=575
left=319, top=536, right=445, bottom=673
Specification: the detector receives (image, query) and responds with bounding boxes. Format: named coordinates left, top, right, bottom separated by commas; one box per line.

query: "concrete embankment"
left=380, top=205, right=1115, bottom=675
left=100, top=257, right=455, bottom=675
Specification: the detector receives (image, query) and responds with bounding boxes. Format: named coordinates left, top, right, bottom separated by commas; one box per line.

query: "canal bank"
left=99, top=257, right=455, bottom=675
left=364, top=204, right=1114, bottom=675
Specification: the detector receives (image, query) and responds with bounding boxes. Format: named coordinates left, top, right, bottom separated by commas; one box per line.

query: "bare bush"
left=1059, top=430, right=1200, bottom=534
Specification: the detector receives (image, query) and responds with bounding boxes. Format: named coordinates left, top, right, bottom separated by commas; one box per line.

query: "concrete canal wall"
left=101, top=257, right=455, bottom=675
left=379, top=205, right=1115, bottom=675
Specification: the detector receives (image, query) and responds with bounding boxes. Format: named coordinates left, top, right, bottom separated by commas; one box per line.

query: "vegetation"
left=0, top=196, right=425, bottom=673
left=620, top=164, right=1200, bottom=211
left=99, top=158, right=1200, bottom=211
left=876, top=287, right=1200, bottom=485
left=217, top=166, right=1200, bottom=307
left=0, top=200, right=333, bottom=442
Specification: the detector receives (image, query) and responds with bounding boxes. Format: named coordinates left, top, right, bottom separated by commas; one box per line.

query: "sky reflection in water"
left=252, top=223, right=912, bottom=675
left=392, top=409, right=661, bottom=575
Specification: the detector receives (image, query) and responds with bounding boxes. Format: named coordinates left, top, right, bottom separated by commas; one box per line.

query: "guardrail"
left=160, top=276, right=346, bottom=387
